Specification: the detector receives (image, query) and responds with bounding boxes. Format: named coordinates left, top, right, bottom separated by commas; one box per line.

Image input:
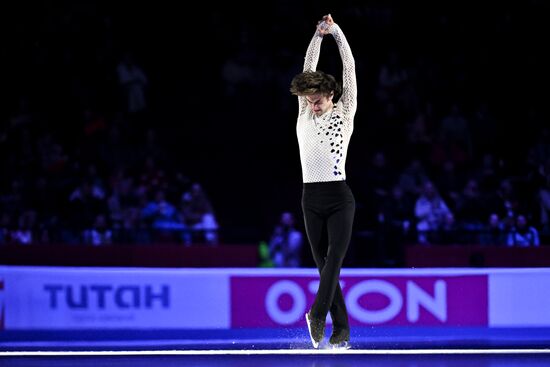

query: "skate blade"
left=329, top=341, right=350, bottom=350
left=305, top=313, right=321, bottom=349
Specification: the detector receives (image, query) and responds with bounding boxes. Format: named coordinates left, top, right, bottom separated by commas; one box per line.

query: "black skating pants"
left=302, top=180, right=355, bottom=330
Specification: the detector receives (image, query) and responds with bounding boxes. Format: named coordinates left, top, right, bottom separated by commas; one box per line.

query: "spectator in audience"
left=83, top=214, right=113, bottom=246
left=398, top=158, right=430, bottom=198
left=414, top=181, right=452, bottom=244
left=268, top=211, right=304, bottom=268
left=433, top=159, right=462, bottom=212
left=474, top=153, right=502, bottom=194
left=434, top=102, right=473, bottom=167
left=454, top=178, right=486, bottom=242
left=0, top=213, right=12, bottom=244
left=258, top=240, right=274, bottom=268
left=121, top=207, right=151, bottom=244
left=116, top=52, right=149, bottom=116
left=141, top=190, right=184, bottom=243
left=438, top=212, right=459, bottom=244
left=486, top=179, right=522, bottom=232
left=68, top=180, right=107, bottom=231
left=377, top=184, right=414, bottom=265
left=181, top=183, right=219, bottom=245
left=405, top=108, right=434, bottom=163
left=527, top=127, right=550, bottom=171
left=11, top=210, right=36, bottom=245
left=479, top=213, right=506, bottom=246
left=507, top=214, right=540, bottom=247
left=376, top=50, right=408, bottom=104
left=360, top=151, right=396, bottom=227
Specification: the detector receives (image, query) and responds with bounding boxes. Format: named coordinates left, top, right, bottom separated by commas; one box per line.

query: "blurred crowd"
left=1, top=2, right=549, bottom=258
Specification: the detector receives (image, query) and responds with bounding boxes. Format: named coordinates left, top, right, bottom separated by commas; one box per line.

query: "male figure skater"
left=289, top=13, right=357, bottom=349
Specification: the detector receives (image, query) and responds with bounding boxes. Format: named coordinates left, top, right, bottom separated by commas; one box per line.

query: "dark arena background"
left=1, top=1, right=550, bottom=366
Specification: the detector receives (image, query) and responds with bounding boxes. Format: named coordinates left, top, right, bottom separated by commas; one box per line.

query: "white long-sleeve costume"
left=296, top=24, right=357, bottom=183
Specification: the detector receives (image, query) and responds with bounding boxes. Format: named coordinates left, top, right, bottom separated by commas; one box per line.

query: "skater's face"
left=305, top=93, right=333, bottom=116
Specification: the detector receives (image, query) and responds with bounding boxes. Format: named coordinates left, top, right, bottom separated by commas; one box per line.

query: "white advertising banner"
left=489, top=270, right=550, bottom=326
left=0, top=266, right=230, bottom=329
